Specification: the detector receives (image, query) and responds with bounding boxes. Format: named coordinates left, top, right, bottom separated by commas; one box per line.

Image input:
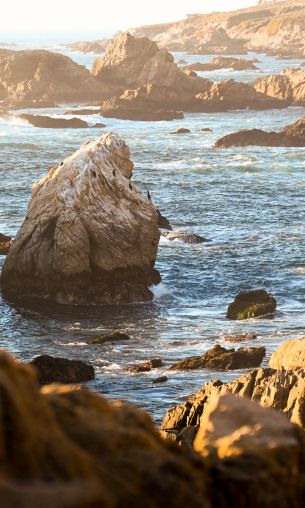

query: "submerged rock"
left=224, top=332, right=258, bottom=343
left=170, top=344, right=265, bottom=371
left=153, top=375, right=168, bottom=384
left=127, top=358, right=163, bottom=373
left=88, top=331, right=130, bottom=345
left=162, top=231, right=210, bottom=244
left=0, top=233, right=12, bottom=255
left=170, top=128, right=191, bottom=134
left=183, top=57, right=259, bottom=72
left=227, top=289, right=276, bottom=320
left=30, top=354, right=95, bottom=385
left=18, top=114, right=90, bottom=129
left=0, top=132, right=161, bottom=304
left=269, top=338, right=305, bottom=370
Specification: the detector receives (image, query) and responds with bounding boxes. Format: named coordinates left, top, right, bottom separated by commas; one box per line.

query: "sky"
left=0, top=0, right=257, bottom=39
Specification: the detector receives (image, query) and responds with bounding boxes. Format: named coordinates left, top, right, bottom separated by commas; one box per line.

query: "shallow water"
left=1, top=47, right=305, bottom=423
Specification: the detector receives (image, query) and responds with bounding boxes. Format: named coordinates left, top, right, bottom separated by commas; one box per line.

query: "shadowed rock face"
left=0, top=233, right=11, bottom=255
left=0, top=49, right=107, bottom=108
left=0, top=350, right=210, bottom=508
left=30, top=355, right=95, bottom=385
left=227, top=289, right=276, bottom=320
left=0, top=132, right=161, bottom=304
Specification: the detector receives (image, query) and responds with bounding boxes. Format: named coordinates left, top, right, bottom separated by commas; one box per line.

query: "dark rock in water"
left=170, top=344, right=265, bottom=370
left=182, top=57, right=258, bottom=72
left=215, top=117, right=305, bottom=148
left=201, top=128, right=212, bottom=132
left=30, top=355, right=95, bottom=385
left=225, top=332, right=258, bottom=343
left=0, top=233, right=12, bottom=255
left=18, top=114, right=89, bottom=129
left=153, top=375, right=168, bottom=384
left=92, top=122, right=106, bottom=128
left=170, top=128, right=191, bottom=134
left=227, top=289, right=276, bottom=320
left=89, top=331, right=130, bottom=345
left=0, top=133, right=161, bottom=305
left=162, top=231, right=210, bottom=244
left=64, top=108, right=102, bottom=115
left=127, top=358, right=163, bottom=373
left=157, top=210, right=172, bottom=230
left=177, top=59, right=187, bottom=64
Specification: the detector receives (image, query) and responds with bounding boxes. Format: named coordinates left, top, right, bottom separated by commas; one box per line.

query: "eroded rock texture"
left=269, top=338, right=305, bottom=370
left=0, top=132, right=161, bottom=304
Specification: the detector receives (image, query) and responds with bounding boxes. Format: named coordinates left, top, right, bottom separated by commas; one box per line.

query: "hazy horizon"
left=1, top=0, right=257, bottom=41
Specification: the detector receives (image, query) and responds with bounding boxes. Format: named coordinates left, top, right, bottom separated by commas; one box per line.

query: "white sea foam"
left=150, top=283, right=169, bottom=299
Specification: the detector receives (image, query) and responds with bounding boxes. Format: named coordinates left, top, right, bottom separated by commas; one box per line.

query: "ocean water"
left=1, top=45, right=305, bottom=423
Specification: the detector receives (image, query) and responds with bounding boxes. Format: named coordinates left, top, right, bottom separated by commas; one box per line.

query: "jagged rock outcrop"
left=127, top=358, right=163, bottom=373
left=0, top=49, right=108, bottom=108
left=269, top=338, right=305, bottom=370
left=215, top=116, right=305, bottom=147
left=227, top=289, right=276, bottom=319
left=161, top=366, right=305, bottom=440
left=0, top=233, right=12, bottom=255
left=194, top=393, right=305, bottom=508
left=182, top=57, right=258, bottom=72
left=254, top=68, right=305, bottom=104
left=0, top=132, right=161, bottom=304
left=30, top=355, right=95, bottom=385
left=191, top=79, right=286, bottom=112
left=170, top=344, right=265, bottom=371
left=0, top=350, right=209, bottom=508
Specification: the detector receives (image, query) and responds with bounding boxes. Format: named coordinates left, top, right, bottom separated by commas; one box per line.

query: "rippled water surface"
left=1, top=46, right=305, bottom=423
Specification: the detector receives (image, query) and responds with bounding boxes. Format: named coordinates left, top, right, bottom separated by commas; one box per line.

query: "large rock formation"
left=254, top=68, right=305, bottom=105
left=269, top=338, right=305, bottom=370
left=0, top=132, right=161, bottom=304
left=215, top=116, right=305, bottom=147
left=161, top=366, right=305, bottom=439
left=0, top=49, right=107, bottom=108
left=170, top=344, right=265, bottom=370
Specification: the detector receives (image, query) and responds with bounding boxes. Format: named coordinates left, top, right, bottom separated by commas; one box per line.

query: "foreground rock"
left=0, top=132, right=161, bottom=304
left=1, top=349, right=305, bottom=508
left=0, top=350, right=209, bottom=508
left=161, top=366, right=305, bottom=438
left=269, top=338, right=305, bottom=370
left=227, top=289, right=276, bottom=319
left=0, top=49, right=107, bottom=108
left=183, top=57, right=259, bottom=72
left=162, top=231, right=210, bottom=244
left=30, top=355, right=95, bottom=385
left=194, top=394, right=305, bottom=508
left=215, top=117, right=305, bottom=148
left=170, top=344, right=265, bottom=371
left=0, top=233, right=12, bottom=255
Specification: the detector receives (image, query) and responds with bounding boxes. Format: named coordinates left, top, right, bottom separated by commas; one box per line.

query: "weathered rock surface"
left=0, top=132, right=161, bottom=304
left=215, top=116, right=305, bottom=147
left=194, top=394, right=305, bottom=508
left=191, top=27, right=247, bottom=55
left=227, top=289, right=276, bottom=320
left=170, top=344, right=265, bottom=371
left=127, top=358, right=163, bottom=373
left=254, top=68, right=305, bottom=104
left=0, top=49, right=108, bottom=108
left=30, top=354, right=95, bottom=385
left=183, top=57, right=259, bottom=72
left=161, top=366, right=305, bottom=439
left=0, top=233, right=12, bottom=255
left=0, top=350, right=210, bottom=508
left=63, top=39, right=109, bottom=54
left=162, top=231, right=210, bottom=244
left=269, top=338, right=305, bottom=370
